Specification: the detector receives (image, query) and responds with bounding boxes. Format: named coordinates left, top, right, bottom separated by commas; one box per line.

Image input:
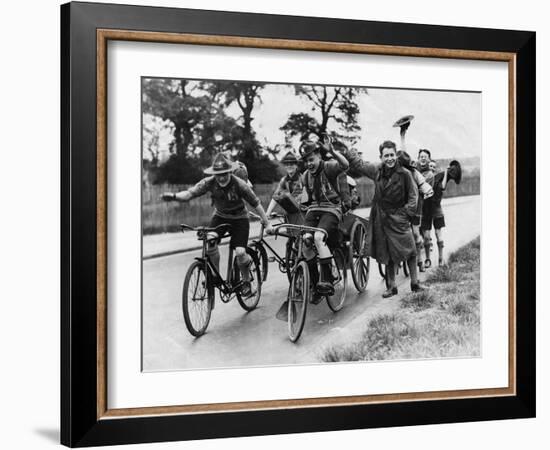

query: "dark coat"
left=334, top=147, right=419, bottom=264
left=366, top=164, right=418, bottom=264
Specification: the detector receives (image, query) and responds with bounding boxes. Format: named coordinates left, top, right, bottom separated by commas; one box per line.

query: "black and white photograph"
left=141, top=77, right=481, bottom=371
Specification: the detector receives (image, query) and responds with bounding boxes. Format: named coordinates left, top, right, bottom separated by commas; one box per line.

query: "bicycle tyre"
left=284, top=237, right=298, bottom=283
left=349, top=220, right=370, bottom=292
left=288, top=260, right=310, bottom=342
left=326, top=248, right=348, bottom=312
left=182, top=260, right=212, bottom=337
left=252, top=242, right=269, bottom=282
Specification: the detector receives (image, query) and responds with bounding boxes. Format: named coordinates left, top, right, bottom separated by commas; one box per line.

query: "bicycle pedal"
left=268, top=256, right=276, bottom=263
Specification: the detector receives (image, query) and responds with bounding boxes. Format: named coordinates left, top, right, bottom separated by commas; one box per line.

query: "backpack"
left=233, top=161, right=249, bottom=183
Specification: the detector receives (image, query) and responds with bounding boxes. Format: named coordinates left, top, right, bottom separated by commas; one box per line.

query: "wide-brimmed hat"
left=280, top=150, right=299, bottom=165
left=448, top=160, right=462, bottom=184
left=299, top=140, right=320, bottom=160
left=393, top=115, right=415, bottom=128
left=203, top=153, right=238, bottom=175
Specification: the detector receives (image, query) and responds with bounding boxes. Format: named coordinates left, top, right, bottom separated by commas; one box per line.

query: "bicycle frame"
left=253, top=219, right=287, bottom=267
left=271, top=223, right=328, bottom=273
left=195, top=233, right=242, bottom=299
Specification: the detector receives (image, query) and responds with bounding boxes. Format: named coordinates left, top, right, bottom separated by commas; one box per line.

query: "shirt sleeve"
left=272, top=177, right=287, bottom=199
left=291, top=178, right=303, bottom=199
left=404, top=169, right=419, bottom=217
left=341, top=147, right=378, bottom=180
left=235, top=177, right=260, bottom=208
left=412, top=169, right=434, bottom=197
left=187, top=177, right=214, bottom=199
left=325, top=159, right=346, bottom=178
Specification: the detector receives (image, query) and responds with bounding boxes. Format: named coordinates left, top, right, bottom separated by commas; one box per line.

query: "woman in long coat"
left=338, top=140, right=425, bottom=297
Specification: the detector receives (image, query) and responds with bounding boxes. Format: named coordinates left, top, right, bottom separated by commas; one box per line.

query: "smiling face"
left=284, top=163, right=298, bottom=177
left=380, top=147, right=397, bottom=168
left=418, top=150, right=431, bottom=166
left=214, top=172, right=231, bottom=187
left=429, top=161, right=436, bottom=171
left=304, top=152, right=321, bottom=172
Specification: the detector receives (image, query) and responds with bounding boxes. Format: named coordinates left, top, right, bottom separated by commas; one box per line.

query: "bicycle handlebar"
left=270, top=223, right=328, bottom=239
left=180, top=223, right=232, bottom=237
left=248, top=211, right=286, bottom=221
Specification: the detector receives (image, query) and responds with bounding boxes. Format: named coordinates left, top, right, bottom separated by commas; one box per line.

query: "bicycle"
left=180, top=222, right=262, bottom=337
left=270, top=223, right=347, bottom=342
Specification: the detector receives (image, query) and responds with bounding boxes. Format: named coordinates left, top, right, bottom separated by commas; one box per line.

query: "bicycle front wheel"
left=182, top=261, right=212, bottom=337
left=326, top=248, right=348, bottom=312
left=288, top=260, right=310, bottom=342
left=349, top=220, right=370, bottom=292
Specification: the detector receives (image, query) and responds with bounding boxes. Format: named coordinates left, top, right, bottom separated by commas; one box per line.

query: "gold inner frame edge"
left=95, top=29, right=517, bottom=420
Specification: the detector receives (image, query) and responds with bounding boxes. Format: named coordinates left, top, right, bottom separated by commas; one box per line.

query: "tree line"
left=143, top=79, right=367, bottom=184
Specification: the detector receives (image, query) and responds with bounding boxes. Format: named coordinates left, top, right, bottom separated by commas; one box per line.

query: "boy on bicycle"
left=265, top=149, right=304, bottom=224
left=162, top=153, right=272, bottom=297
left=298, top=137, right=349, bottom=299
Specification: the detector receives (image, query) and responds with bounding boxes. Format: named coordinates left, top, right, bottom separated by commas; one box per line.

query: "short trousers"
left=421, top=214, right=445, bottom=231
left=304, top=210, right=341, bottom=248
left=209, top=215, right=250, bottom=249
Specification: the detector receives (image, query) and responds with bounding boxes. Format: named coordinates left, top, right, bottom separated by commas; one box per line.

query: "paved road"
left=142, top=195, right=480, bottom=371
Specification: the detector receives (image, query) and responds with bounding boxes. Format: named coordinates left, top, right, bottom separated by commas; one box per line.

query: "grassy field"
left=322, top=236, right=481, bottom=362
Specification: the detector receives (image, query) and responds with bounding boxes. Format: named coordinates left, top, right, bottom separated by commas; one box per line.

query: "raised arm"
left=340, top=147, right=378, bottom=180
left=404, top=169, right=419, bottom=218
left=411, top=169, right=434, bottom=199
left=161, top=177, right=212, bottom=202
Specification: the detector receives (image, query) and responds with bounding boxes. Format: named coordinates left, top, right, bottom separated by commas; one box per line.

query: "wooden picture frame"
left=61, top=1, right=535, bottom=447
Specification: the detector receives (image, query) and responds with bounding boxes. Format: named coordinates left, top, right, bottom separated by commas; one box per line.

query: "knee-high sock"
left=437, top=240, right=444, bottom=265
left=236, top=252, right=252, bottom=281
left=319, top=256, right=334, bottom=283
left=306, top=257, right=319, bottom=287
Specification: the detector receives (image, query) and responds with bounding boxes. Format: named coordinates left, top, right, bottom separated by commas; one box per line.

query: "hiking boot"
left=382, top=286, right=398, bottom=298
left=316, top=281, right=335, bottom=297
left=310, top=292, right=324, bottom=305
left=411, top=282, right=427, bottom=292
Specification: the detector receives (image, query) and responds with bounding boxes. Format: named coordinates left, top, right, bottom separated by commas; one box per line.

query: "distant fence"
left=143, top=176, right=480, bottom=234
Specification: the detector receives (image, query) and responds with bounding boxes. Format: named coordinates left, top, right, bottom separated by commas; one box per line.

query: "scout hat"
left=280, top=150, right=299, bottom=165
left=298, top=140, right=320, bottom=160
left=203, top=153, right=238, bottom=175
left=393, top=115, right=415, bottom=128
left=448, top=160, right=462, bottom=184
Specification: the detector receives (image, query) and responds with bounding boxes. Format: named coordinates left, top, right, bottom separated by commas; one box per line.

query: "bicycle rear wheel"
left=326, top=248, right=348, bottom=312
left=288, top=260, right=310, bottom=342
left=182, top=261, right=212, bottom=337
left=251, top=242, right=269, bottom=282
left=235, top=247, right=262, bottom=311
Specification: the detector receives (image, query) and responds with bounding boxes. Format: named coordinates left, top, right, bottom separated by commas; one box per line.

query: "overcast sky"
left=145, top=82, right=481, bottom=164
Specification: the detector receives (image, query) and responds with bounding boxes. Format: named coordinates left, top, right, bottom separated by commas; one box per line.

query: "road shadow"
left=34, top=428, right=59, bottom=443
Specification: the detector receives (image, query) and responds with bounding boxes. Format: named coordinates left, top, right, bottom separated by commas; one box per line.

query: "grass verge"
left=322, top=236, right=480, bottom=362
